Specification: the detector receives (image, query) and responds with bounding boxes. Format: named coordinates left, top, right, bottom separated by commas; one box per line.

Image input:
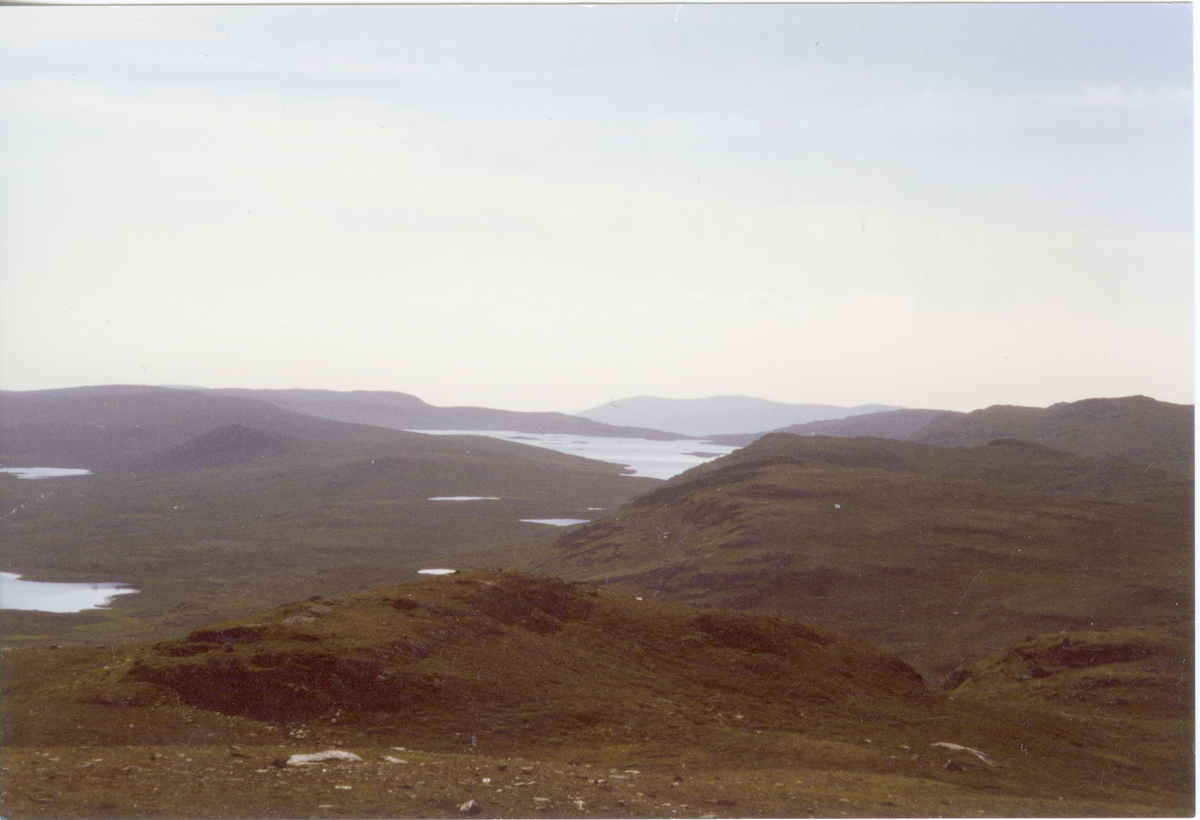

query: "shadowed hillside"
left=762, top=396, right=1193, bottom=475
left=147, top=425, right=303, bottom=470
left=525, top=433, right=1193, bottom=681
left=0, top=386, right=416, bottom=469
left=709, top=408, right=950, bottom=447
left=3, top=571, right=1191, bottom=817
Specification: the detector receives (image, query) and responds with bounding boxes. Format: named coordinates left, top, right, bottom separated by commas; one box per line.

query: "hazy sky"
left=0, top=3, right=1192, bottom=413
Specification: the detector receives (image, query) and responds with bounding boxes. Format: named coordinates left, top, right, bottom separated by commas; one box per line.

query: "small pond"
left=520, top=518, right=591, bottom=527
left=0, top=572, right=138, bottom=612
left=1, top=467, right=93, bottom=480
left=428, top=497, right=499, bottom=501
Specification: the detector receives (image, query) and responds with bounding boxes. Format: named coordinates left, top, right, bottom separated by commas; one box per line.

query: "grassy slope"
left=2, top=571, right=1192, bottom=817
left=944, top=620, right=1193, bottom=717
left=523, top=433, right=1193, bottom=682
left=1, top=388, right=658, bottom=647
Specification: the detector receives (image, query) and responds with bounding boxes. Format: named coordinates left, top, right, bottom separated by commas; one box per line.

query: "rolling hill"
left=758, top=396, right=1193, bottom=475
left=0, top=385, right=423, bottom=469
left=523, top=432, right=1193, bottom=682
left=575, top=395, right=899, bottom=437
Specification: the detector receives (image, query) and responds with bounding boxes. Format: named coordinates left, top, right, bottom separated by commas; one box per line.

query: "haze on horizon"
left=0, top=4, right=1192, bottom=416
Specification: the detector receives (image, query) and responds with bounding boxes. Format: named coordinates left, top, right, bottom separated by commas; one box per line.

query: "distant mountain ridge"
left=575, top=395, right=900, bottom=436
left=184, top=387, right=686, bottom=440
left=771, top=395, right=1193, bottom=475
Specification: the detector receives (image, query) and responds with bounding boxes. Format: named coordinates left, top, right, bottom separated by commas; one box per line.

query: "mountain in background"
left=178, top=387, right=686, bottom=440
left=746, top=395, right=1192, bottom=475
left=575, top=395, right=900, bottom=437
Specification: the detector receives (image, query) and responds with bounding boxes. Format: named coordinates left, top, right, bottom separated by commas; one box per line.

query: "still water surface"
left=3, top=467, right=133, bottom=611
left=0, top=572, right=138, bottom=612
left=2, top=442, right=737, bottom=609
left=407, top=431, right=738, bottom=480
left=1, top=467, right=93, bottom=480
left=429, top=496, right=499, bottom=501
left=521, top=518, right=591, bottom=527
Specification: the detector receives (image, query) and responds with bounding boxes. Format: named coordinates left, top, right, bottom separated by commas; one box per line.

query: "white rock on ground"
left=930, top=742, right=995, bottom=766
left=286, top=750, right=364, bottom=766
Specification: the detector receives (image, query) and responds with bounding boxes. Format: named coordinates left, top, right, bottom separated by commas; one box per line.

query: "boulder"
left=286, top=750, right=363, bottom=766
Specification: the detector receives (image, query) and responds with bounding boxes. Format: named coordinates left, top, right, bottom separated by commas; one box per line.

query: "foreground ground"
left=2, top=572, right=1193, bottom=818
left=5, top=740, right=1186, bottom=819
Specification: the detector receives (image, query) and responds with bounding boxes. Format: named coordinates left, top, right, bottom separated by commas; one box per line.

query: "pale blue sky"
left=0, top=4, right=1192, bottom=412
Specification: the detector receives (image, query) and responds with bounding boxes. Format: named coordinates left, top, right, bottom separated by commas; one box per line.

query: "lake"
left=407, top=431, right=739, bottom=480
left=0, top=572, right=138, bottom=612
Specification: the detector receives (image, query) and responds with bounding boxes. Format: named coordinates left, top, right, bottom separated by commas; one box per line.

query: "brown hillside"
left=943, top=620, right=1193, bottom=720
left=762, top=408, right=950, bottom=443
left=775, top=396, right=1193, bottom=475
left=524, top=433, right=1193, bottom=681
left=915, top=395, right=1194, bottom=474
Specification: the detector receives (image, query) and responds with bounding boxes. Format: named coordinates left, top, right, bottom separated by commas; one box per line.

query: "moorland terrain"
left=0, top=386, right=1193, bottom=817
left=0, top=386, right=658, bottom=646
left=529, top=430, right=1193, bottom=680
